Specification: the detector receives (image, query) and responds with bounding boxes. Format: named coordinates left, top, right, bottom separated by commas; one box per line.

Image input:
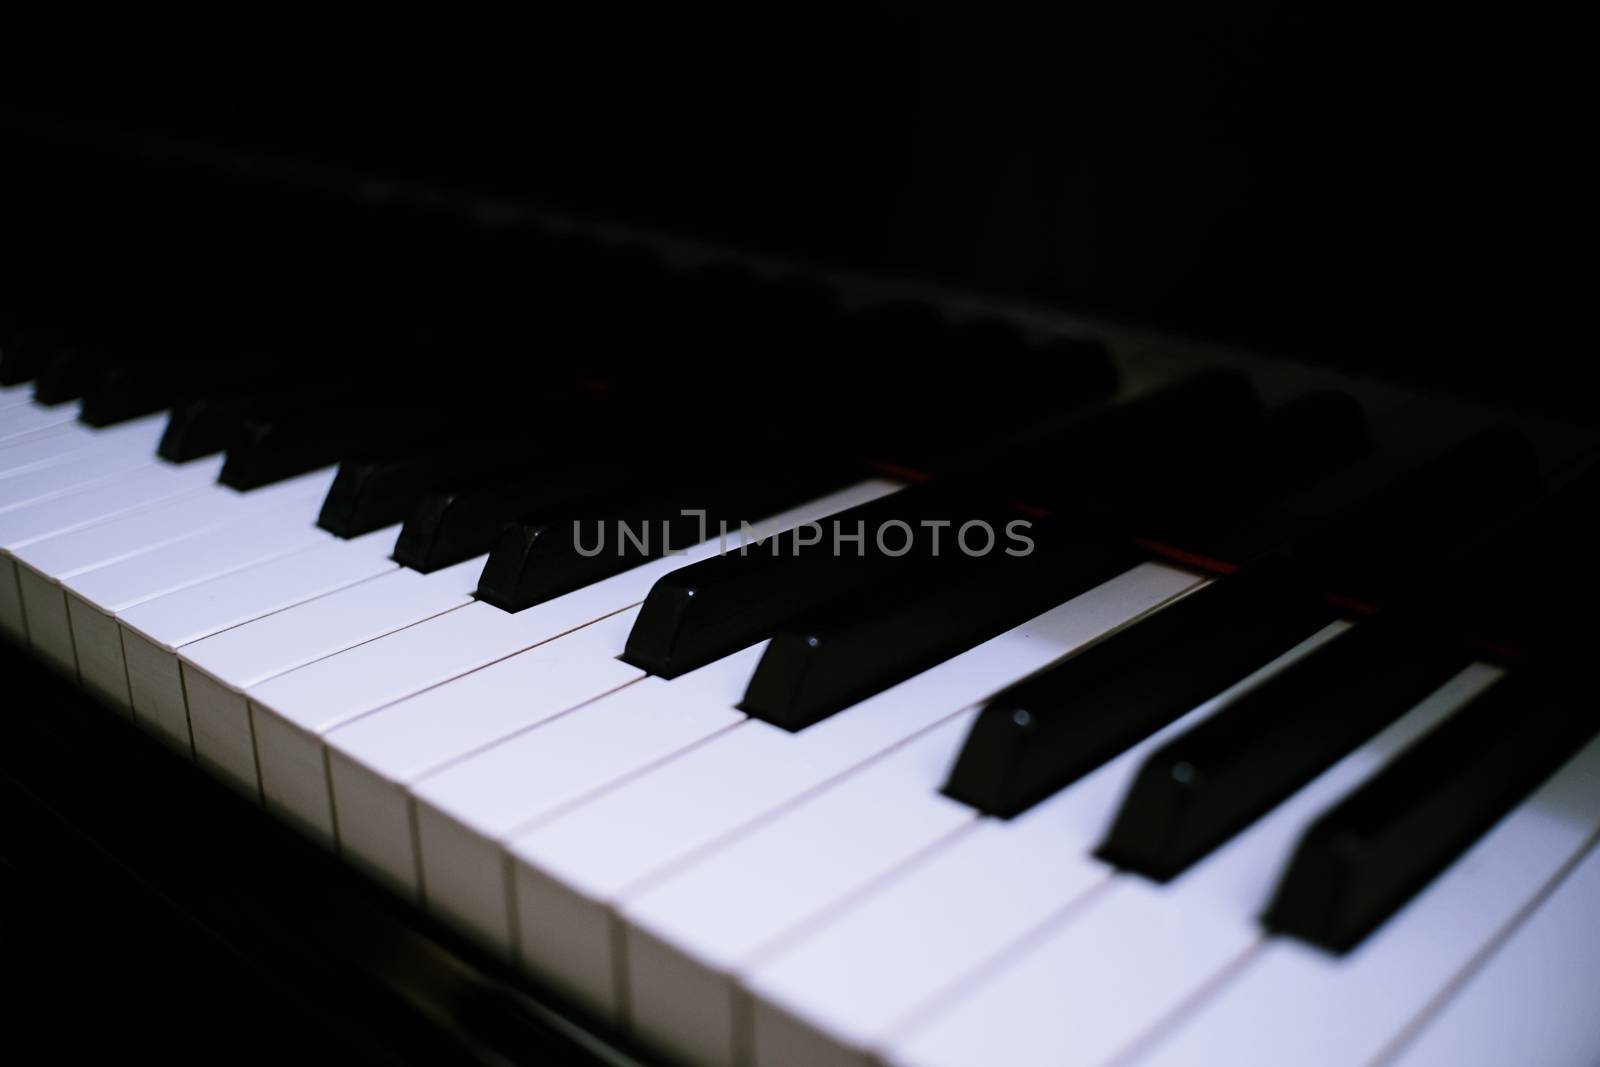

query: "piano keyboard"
left=2, top=317, right=1598, bottom=1067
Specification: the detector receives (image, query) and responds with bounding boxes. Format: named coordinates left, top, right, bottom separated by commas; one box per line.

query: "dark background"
left=1, top=9, right=1589, bottom=412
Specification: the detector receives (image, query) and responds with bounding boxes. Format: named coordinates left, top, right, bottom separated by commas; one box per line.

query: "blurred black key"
left=0, top=328, right=68, bottom=386
left=78, top=362, right=185, bottom=426
left=319, top=445, right=539, bottom=538
left=1249, top=390, right=1373, bottom=492
left=973, top=369, right=1263, bottom=507
left=621, top=480, right=998, bottom=679
left=393, top=463, right=635, bottom=573
left=943, top=558, right=1336, bottom=818
left=1207, top=425, right=1541, bottom=585
left=896, top=319, right=1120, bottom=470
left=78, top=356, right=273, bottom=428
left=1263, top=670, right=1599, bottom=953
left=476, top=464, right=858, bottom=612
left=1097, top=621, right=1471, bottom=882
left=1294, top=425, right=1540, bottom=597
left=819, top=306, right=1118, bottom=473
left=1443, top=459, right=1600, bottom=656
left=33, top=343, right=114, bottom=405
left=158, top=383, right=369, bottom=463
left=160, top=393, right=276, bottom=462
left=1131, top=390, right=1370, bottom=547
left=742, top=516, right=1141, bottom=730
left=218, top=408, right=436, bottom=490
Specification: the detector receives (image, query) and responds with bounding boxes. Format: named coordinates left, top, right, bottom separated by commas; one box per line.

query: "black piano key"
left=980, top=369, right=1264, bottom=508
left=1251, top=390, right=1373, bottom=490
left=218, top=408, right=436, bottom=490
left=1296, top=425, right=1540, bottom=593
left=474, top=489, right=680, bottom=611
left=741, top=517, right=1142, bottom=730
left=475, top=465, right=858, bottom=613
left=33, top=343, right=113, bottom=405
left=392, top=463, right=635, bottom=574
left=824, top=312, right=1118, bottom=474
left=160, top=393, right=278, bottom=462
left=1204, top=424, right=1542, bottom=587
left=621, top=481, right=997, bottom=679
left=740, top=299, right=1105, bottom=477
left=157, top=381, right=369, bottom=463
left=943, top=558, right=1337, bottom=818
left=77, top=362, right=182, bottom=426
left=317, top=446, right=538, bottom=538
left=1444, top=459, right=1600, bottom=655
left=1262, top=670, right=1600, bottom=953
left=77, top=354, right=274, bottom=428
left=0, top=328, right=68, bottom=386
left=1132, top=389, right=1371, bottom=546
left=1096, top=621, right=1471, bottom=882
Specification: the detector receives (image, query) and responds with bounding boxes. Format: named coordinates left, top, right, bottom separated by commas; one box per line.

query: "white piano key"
left=253, top=587, right=644, bottom=845
left=885, top=661, right=1504, bottom=1067
left=326, top=606, right=646, bottom=899
left=250, top=479, right=898, bottom=849
left=66, top=503, right=335, bottom=718
left=743, top=621, right=1354, bottom=1067
left=14, top=467, right=333, bottom=672
left=1383, top=835, right=1600, bottom=1067
left=626, top=713, right=978, bottom=1067
left=18, top=439, right=188, bottom=638
left=0, top=395, right=77, bottom=425
left=252, top=597, right=624, bottom=841
left=123, top=523, right=402, bottom=653
left=0, top=392, right=56, bottom=414
left=14, top=565, right=77, bottom=673
left=413, top=646, right=763, bottom=957
left=2, top=457, right=309, bottom=647
left=0, top=383, right=35, bottom=409
left=1127, top=726, right=1600, bottom=1067
left=0, top=446, right=165, bottom=517
left=181, top=553, right=487, bottom=796
left=179, top=667, right=261, bottom=797
left=72, top=522, right=335, bottom=716
left=0, top=428, right=99, bottom=484
left=119, top=525, right=402, bottom=751
left=507, top=562, right=1203, bottom=1024
left=0, top=455, right=224, bottom=556
left=69, top=507, right=330, bottom=614
left=0, top=412, right=164, bottom=482
left=0, top=421, right=79, bottom=453
left=0, top=392, right=74, bottom=413
left=0, top=399, right=80, bottom=442
left=66, top=595, right=130, bottom=706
